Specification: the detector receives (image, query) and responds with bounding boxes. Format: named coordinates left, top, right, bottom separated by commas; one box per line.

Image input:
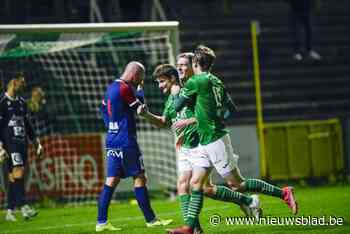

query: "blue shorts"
left=106, top=147, right=145, bottom=178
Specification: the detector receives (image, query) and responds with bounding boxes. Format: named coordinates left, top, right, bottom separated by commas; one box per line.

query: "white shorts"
left=199, top=134, right=239, bottom=178
left=176, top=146, right=211, bottom=174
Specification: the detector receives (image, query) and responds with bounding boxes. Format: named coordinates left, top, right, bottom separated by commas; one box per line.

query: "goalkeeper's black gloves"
left=34, top=138, right=44, bottom=158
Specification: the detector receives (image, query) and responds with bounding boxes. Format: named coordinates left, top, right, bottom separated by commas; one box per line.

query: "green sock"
left=186, top=190, right=203, bottom=229
left=179, top=194, right=190, bottom=224
left=214, top=185, right=253, bottom=206
left=245, top=179, right=283, bottom=198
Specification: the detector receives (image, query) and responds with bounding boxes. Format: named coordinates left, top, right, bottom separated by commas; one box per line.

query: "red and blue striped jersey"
left=101, top=79, right=142, bottom=149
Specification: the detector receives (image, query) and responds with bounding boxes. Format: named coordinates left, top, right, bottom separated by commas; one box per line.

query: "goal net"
left=0, top=22, right=179, bottom=207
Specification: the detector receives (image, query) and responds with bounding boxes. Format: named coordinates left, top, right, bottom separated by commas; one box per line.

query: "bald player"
left=96, top=62, right=172, bottom=232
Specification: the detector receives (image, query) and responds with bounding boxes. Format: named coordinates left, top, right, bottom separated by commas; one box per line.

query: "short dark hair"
left=153, top=64, right=179, bottom=81
left=176, top=52, right=194, bottom=67
left=3, top=71, right=25, bottom=88
left=193, top=45, right=216, bottom=71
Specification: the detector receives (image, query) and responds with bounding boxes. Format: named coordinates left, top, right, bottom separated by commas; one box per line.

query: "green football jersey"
left=163, top=94, right=199, bottom=148
left=180, top=72, right=228, bottom=145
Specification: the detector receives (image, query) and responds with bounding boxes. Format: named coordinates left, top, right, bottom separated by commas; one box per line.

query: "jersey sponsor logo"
left=108, top=121, right=119, bottom=133
left=11, top=152, right=23, bottom=166
left=8, top=115, right=24, bottom=127
left=107, top=149, right=123, bottom=158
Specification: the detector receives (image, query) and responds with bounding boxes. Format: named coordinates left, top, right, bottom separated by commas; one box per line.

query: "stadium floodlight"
left=0, top=22, right=180, bottom=206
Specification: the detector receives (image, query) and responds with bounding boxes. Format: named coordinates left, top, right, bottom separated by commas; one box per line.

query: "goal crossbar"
left=0, top=21, right=180, bottom=57
left=0, top=21, right=179, bottom=33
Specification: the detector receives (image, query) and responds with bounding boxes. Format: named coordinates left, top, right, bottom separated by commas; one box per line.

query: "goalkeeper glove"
left=35, top=138, right=43, bottom=158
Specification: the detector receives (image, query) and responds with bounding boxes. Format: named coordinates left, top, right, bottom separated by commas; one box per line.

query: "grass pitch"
left=1, top=185, right=349, bottom=234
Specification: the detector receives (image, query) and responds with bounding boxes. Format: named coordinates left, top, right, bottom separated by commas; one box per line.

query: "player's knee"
left=190, top=177, right=203, bottom=190
left=224, top=178, right=240, bottom=190
left=105, top=177, right=120, bottom=187
left=226, top=180, right=246, bottom=192
left=224, top=172, right=244, bottom=190
left=177, top=179, right=190, bottom=194
left=133, top=174, right=147, bottom=187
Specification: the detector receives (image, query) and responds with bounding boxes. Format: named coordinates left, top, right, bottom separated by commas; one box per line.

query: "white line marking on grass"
left=2, top=205, right=230, bottom=233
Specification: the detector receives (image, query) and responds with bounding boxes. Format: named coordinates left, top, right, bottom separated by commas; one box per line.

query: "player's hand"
left=35, top=138, right=44, bottom=159
left=170, top=84, right=181, bottom=96
left=137, top=104, right=148, bottom=116
left=0, top=142, right=9, bottom=164
left=36, top=143, right=43, bottom=158
left=175, top=133, right=185, bottom=150
left=137, top=80, right=144, bottom=91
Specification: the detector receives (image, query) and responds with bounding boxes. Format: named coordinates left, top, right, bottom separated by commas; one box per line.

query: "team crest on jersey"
left=7, top=101, right=11, bottom=106
left=107, top=149, right=123, bottom=158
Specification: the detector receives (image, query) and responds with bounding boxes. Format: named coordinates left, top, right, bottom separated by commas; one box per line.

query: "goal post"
left=0, top=21, right=180, bottom=206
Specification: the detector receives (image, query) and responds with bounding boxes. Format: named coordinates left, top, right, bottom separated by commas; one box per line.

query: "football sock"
left=186, top=189, right=203, bottom=229
left=245, top=179, right=283, bottom=198
left=134, top=186, right=156, bottom=223
left=7, top=181, right=15, bottom=210
left=179, top=194, right=190, bottom=223
left=13, top=178, right=25, bottom=207
left=213, top=185, right=253, bottom=206
left=97, top=184, right=115, bottom=224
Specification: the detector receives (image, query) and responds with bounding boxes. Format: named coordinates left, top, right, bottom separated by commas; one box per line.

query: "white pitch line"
left=2, top=205, right=231, bottom=234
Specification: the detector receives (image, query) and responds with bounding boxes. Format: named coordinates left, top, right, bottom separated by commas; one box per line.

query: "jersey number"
left=212, top=86, right=223, bottom=108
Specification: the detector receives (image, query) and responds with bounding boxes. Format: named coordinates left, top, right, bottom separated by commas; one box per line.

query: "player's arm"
left=173, top=95, right=190, bottom=113
left=24, top=103, right=37, bottom=142
left=171, top=117, right=197, bottom=132
left=173, top=80, right=196, bottom=112
left=100, top=99, right=110, bottom=128
left=136, top=81, right=145, bottom=104
left=0, top=100, right=9, bottom=163
left=138, top=105, right=167, bottom=128
left=136, top=89, right=145, bottom=104
left=121, top=82, right=143, bottom=112
left=24, top=102, right=43, bottom=157
left=223, top=90, right=238, bottom=120
left=0, top=99, right=5, bottom=137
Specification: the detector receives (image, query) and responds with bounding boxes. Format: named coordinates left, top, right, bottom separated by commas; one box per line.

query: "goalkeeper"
left=0, top=72, right=43, bottom=221
left=96, top=61, right=173, bottom=232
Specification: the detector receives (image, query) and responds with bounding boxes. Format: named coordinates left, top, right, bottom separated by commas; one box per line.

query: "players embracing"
left=137, top=45, right=298, bottom=234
